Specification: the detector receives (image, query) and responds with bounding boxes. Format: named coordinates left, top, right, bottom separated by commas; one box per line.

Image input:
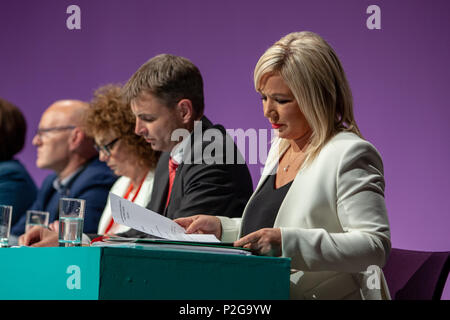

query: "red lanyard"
left=104, top=174, right=147, bottom=234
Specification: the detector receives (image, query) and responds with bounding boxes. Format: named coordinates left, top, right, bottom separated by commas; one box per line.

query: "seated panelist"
left=176, top=31, right=392, bottom=300
left=123, top=54, right=254, bottom=224
left=0, top=98, right=37, bottom=228
left=85, top=84, right=161, bottom=235
left=11, top=99, right=117, bottom=237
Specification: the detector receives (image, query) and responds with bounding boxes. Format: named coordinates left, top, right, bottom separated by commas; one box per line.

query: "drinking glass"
left=0, top=205, right=13, bottom=247
left=58, top=198, right=85, bottom=247
left=25, top=210, right=50, bottom=232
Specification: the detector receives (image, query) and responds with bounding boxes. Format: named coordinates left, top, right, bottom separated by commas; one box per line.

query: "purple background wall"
left=1, top=0, right=449, bottom=298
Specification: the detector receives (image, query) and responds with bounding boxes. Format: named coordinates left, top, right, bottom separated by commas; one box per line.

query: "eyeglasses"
left=35, top=126, right=76, bottom=137
left=94, top=137, right=120, bottom=156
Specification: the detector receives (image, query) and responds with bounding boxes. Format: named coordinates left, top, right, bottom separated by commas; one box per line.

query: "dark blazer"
left=0, top=159, right=37, bottom=227
left=122, top=116, right=253, bottom=238
left=11, top=157, right=117, bottom=236
left=150, top=116, right=253, bottom=218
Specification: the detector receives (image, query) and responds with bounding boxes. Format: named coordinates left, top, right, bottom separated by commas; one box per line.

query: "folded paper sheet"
left=109, top=193, right=220, bottom=243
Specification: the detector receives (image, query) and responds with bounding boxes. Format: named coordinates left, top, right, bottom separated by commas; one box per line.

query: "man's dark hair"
left=123, top=54, right=205, bottom=117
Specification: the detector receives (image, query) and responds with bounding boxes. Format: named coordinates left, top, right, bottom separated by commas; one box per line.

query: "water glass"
left=58, top=198, right=85, bottom=247
left=25, top=210, right=50, bottom=232
left=0, top=205, right=13, bottom=247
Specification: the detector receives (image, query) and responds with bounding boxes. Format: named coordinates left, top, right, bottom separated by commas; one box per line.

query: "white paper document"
left=109, top=193, right=220, bottom=243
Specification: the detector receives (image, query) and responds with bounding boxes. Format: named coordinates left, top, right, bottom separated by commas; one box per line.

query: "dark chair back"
left=382, top=248, right=449, bottom=300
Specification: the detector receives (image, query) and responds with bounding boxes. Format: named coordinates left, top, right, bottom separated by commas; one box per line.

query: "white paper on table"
left=109, top=193, right=220, bottom=243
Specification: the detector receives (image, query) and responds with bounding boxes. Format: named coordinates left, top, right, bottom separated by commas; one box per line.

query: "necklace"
left=281, top=134, right=311, bottom=173
left=282, top=147, right=295, bottom=172
left=282, top=145, right=307, bottom=173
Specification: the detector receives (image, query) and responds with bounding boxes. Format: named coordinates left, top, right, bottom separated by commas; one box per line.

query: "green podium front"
left=0, top=247, right=290, bottom=300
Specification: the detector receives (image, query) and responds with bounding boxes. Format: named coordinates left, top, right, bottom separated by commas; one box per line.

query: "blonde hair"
left=254, top=31, right=361, bottom=166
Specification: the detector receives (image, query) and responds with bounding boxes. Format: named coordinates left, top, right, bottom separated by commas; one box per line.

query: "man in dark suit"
left=123, top=54, right=253, bottom=229
left=11, top=100, right=117, bottom=236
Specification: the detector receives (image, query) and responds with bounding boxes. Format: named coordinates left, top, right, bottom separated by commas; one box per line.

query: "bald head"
left=43, top=100, right=89, bottom=127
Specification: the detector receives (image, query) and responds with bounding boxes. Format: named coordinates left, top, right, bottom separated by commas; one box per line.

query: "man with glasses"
left=10, top=100, right=117, bottom=238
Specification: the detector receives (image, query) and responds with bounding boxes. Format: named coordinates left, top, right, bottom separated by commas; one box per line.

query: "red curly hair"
left=84, top=84, right=160, bottom=170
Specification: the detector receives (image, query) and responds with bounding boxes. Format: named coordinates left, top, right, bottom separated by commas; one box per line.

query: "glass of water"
left=58, top=198, right=85, bottom=247
left=0, top=205, right=13, bottom=247
left=25, top=210, right=50, bottom=232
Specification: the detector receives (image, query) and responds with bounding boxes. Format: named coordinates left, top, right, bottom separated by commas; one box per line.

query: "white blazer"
left=98, top=170, right=155, bottom=235
left=219, top=132, right=391, bottom=300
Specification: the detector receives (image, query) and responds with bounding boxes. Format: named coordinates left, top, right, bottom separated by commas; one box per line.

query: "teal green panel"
left=98, top=247, right=290, bottom=300
left=0, top=247, right=101, bottom=300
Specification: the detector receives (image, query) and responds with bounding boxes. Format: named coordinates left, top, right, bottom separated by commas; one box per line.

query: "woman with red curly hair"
left=84, top=84, right=160, bottom=235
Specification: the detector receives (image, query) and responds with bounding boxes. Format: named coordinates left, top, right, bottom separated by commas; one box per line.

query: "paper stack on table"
left=97, top=193, right=252, bottom=255
left=109, top=193, right=220, bottom=243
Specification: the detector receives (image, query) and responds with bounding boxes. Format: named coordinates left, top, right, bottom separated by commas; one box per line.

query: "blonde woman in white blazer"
left=175, top=31, right=391, bottom=300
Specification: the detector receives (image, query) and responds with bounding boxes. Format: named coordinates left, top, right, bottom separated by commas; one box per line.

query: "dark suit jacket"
left=11, top=157, right=117, bottom=236
left=0, top=159, right=37, bottom=227
left=122, top=116, right=253, bottom=238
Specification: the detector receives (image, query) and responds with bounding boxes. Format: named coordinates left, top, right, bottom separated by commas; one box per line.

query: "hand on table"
left=48, top=220, right=59, bottom=233
left=18, top=225, right=59, bottom=247
left=234, top=228, right=282, bottom=256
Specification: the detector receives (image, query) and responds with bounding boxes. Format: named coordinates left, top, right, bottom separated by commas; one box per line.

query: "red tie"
left=165, top=157, right=179, bottom=208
